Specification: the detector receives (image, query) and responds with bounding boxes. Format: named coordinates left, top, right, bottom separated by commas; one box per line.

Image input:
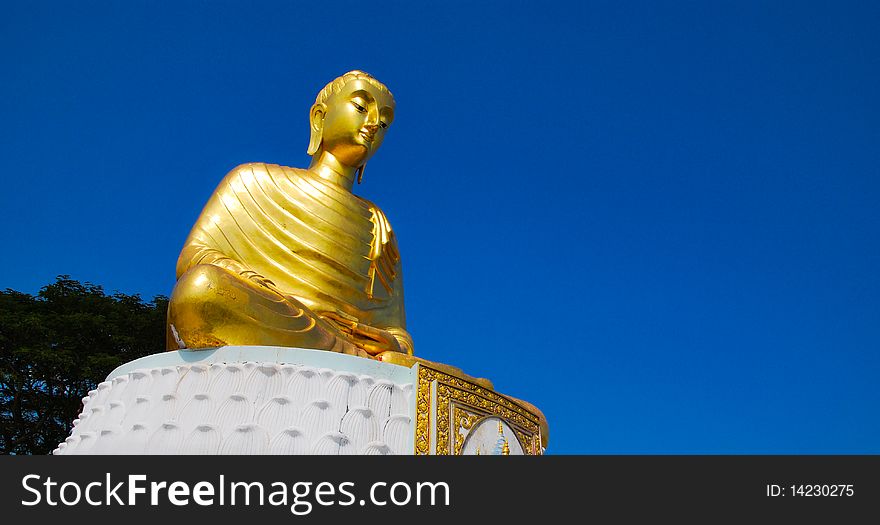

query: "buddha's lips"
left=359, top=130, right=374, bottom=143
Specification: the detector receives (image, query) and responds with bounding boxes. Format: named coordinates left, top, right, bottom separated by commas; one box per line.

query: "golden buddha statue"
left=166, top=70, right=412, bottom=361
left=163, top=71, right=550, bottom=444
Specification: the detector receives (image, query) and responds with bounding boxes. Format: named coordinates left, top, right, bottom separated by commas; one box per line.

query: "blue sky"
left=1, top=1, right=878, bottom=453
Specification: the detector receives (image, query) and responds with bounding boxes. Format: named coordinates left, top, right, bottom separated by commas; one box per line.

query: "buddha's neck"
left=308, top=150, right=358, bottom=192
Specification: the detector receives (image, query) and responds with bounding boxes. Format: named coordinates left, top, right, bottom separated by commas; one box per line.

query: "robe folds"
left=176, top=162, right=410, bottom=349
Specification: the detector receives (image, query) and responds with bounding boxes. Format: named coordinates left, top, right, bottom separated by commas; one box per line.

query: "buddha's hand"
left=321, top=312, right=402, bottom=356
left=352, top=323, right=403, bottom=356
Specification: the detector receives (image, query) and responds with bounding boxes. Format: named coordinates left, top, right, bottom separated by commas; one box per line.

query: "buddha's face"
left=316, top=79, right=395, bottom=167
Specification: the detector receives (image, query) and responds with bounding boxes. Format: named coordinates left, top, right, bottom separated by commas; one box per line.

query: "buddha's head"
left=307, top=70, right=395, bottom=181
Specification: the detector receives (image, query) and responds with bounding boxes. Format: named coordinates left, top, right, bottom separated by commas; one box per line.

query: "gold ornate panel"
left=414, top=364, right=543, bottom=455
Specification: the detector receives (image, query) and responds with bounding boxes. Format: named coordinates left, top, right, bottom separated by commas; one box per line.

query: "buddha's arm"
left=383, top=268, right=414, bottom=355
left=361, top=205, right=414, bottom=355
left=361, top=256, right=413, bottom=355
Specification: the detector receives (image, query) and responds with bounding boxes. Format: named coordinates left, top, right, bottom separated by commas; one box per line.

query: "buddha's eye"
left=351, top=101, right=366, bottom=113
left=380, top=121, right=388, bottom=129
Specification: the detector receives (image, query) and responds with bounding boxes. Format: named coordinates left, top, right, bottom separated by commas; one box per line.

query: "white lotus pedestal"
left=54, top=346, right=546, bottom=455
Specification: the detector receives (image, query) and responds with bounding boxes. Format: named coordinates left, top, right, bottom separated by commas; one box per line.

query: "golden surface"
left=453, top=408, right=484, bottom=455
left=166, top=71, right=412, bottom=358
left=414, top=364, right=546, bottom=455
left=376, top=350, right=494, bottom=390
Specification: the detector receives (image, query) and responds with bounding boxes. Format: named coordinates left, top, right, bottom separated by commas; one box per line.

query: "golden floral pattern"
left=415, top=364, right=542, bottom=455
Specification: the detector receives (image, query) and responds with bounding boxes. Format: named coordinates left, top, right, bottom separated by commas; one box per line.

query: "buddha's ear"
left=307, top=103, right=326, bottom=156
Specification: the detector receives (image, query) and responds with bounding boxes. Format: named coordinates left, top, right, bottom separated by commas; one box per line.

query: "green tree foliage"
left=0, top=276, right=167, bottom=454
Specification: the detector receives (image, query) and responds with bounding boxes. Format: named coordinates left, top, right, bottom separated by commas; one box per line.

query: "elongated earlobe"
left=307, top=103, right=326, bottom=156
left=357, top=163, right=366, bottom=184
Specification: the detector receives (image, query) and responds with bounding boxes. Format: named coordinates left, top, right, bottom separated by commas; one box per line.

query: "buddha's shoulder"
left=223, top=162, right=306, bottom=180
left=353, top=194, right=381, bottom=215
left=355, top=195, right=394, bottom=232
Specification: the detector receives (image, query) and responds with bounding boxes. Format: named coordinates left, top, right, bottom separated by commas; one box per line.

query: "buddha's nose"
left=364, top=110, right=380, bottom=130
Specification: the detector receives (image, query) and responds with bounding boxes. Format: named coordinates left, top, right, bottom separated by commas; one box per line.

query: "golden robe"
left=172, top=162, right=412, bottom=353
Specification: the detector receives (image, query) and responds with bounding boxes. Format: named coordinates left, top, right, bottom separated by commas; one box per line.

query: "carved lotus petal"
left=178, top=393, right=217, bottom=434
left=288, top=369, right=324, bottom=410
left=94, top=425, right=124, bottom=454
left=62, top=435, right=81, bottom=455
left=119, top=423, right=150, bottom=454
left=269, top=427, right=309, bottom=455
left=84, top=405, right=106, bottom=433
left=361, top=441, right=392, bottom=455
left=175, top=364, right=211, bottom=399
left=75, top=431, right=98, bottom=454
left=182, top=424, right=222, bottom=455
left=256, top=396, right=299, bottom=437
left=368, top=380, right=394, bottom=419
left=220, top=424, right=270, bottom=455
left=208, top=363, right=246, bottom=397
left=157, top=393, right=179, bottom=422
left=107, top=400, right=126, bottom=426
left=311, top=431, right=355, bottom=455
left=106, top=375, right=129, bottom=404
left=146, top=422, right=185, bottom=455
left=326, top=372, right=359, bottom=418
left=382, top=414, right=412, bottom=455
left=150, top=367, right=180, bottom=397
left=91, top=381, right=112, bottom=407
left=340, top=406, right=378, bottom=451
left=216, top=393, right=254, bottom=435
left=301, top=400, right=335, bottom=439
left=242, top=363, right=285, bottom=405
left=125, top=369, right=154, bottom=404
left=122, top=396, right=152, bottom=431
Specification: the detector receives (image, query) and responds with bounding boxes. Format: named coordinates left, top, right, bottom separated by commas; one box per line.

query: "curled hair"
left=314, top=70, right=394, bottom=106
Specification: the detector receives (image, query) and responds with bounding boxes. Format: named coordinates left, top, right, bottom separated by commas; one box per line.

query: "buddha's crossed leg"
left=166, top=264, right=369, bottom=357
